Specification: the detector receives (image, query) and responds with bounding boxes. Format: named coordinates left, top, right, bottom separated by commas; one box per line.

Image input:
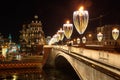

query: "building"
left=19, top=15, right=46, bottom=55
left=0, top=33, right=9, bottom=55
left=0, top=33, right=20, bottom=60
left=96, top=24, right=120, bottom=46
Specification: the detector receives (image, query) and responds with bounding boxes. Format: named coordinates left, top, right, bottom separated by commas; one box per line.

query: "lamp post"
left=57, top=28, right=64, bottom=44
left=77, top=38, right=80, bottom=45
left=57, top=28, right=64, bottom=49
left=97, top=32, right=103, bottom=43
left=82, top=36, right=86, bottom=44
left=63, top=20, right=73, bottom=53
left=63, top=20, right=73, bottom=45
left=73, top=6, right=89, bottom=46
left=53, top=33, right=60, bottom=45
left=97, top=32, right=103, bottom=59
left=112, top=28, right=119, bottom=51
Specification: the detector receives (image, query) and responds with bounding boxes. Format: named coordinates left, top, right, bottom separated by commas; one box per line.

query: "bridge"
left=43, top=45, right=120, bottom=80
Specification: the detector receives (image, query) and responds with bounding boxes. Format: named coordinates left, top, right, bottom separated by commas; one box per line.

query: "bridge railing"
left=54, top=45, right=120, bottom=69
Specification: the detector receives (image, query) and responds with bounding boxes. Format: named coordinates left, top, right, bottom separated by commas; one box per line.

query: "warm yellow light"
left=88, top=34, right=92, bottom=37
left=98, top=32, right=102, bottom=34
left=60, top=28, right=62, bottom=30
left=79, top=6, right=84, bottom=11
left=112, top=28, right=119, bottom=40
left=113, top=28, right=118, bottom=31
left=66, top=20, right=70, bottom=24
left=73, top=39, right=76, bottom=41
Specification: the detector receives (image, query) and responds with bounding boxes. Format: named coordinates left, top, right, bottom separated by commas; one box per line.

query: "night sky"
left=0, top=0, right=120, bottom=42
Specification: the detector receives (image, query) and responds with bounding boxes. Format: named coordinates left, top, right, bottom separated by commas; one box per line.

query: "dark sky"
left=0, top=0, right=120, bottom=42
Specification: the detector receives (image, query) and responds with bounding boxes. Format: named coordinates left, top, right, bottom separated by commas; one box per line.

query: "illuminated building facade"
left=19, top=15, right=46, bottom=54
left=0, top=33, right=9, bottom=55
left=96, top=24, right=120, bottom=46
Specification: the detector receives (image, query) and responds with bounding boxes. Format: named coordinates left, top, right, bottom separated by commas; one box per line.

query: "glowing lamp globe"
left=112, top=28, right=119, bottom=40
left=97, top=32, right=103, bottom=42
left=58, top=28, right=64, bottom=41
left=73, top=6, right=89, bottom=34
left=63, top=20, right=73, bottom=39
left=82, top=36, right=86, bottom=43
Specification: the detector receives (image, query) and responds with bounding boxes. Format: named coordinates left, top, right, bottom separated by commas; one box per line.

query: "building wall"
left=19, top=15, right=46, bottom=54
left=91, top=24, right=120, bottom=46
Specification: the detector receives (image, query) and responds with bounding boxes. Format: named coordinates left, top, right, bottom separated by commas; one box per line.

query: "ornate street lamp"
left=112, top=28, right=119, bottom=40
left=97, top=32, right=103, bottom=43
left=82, top=36, right=86, bottom=44
left=112, top=28, right=119, bottom=50
left=63, top=20, right=73, bottom=45
left=97, top=32, right=103, bottom=58
left=73, top=6, right=89, bottom=45
left=63, top=20, right=73, bottom=53
left=58, top=28, right=64, bottom=41
left=53, top=33, right=60, bottom=44
left=77, top=38, right=80, bottom=45
left=57, top=28, right=64, bottom=46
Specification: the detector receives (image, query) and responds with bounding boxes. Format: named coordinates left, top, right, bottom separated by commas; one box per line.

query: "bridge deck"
left=58, top=45, right=120, bottom=68
left=52, top=45, right=120, bottom=79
